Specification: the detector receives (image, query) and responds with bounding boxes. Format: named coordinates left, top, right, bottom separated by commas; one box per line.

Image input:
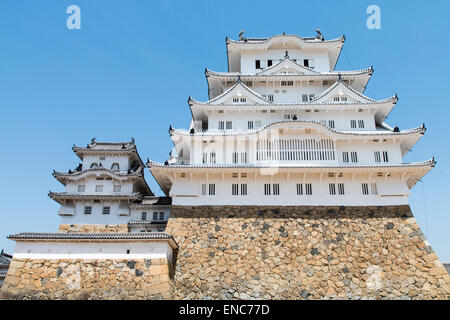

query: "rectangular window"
left=281, top=81, right=294, bottom=86
left=232, top=98, right=239, bottom=103
left=141, top=212, right=147, bottom=220
left=338, top=183, right=345, bottom=195
left=328, top=120, right=335, bottom=129
left=358, top=120, right=365, bottom=128
left=350, top=120, right=357, bottom=129
left=232, top=152, right=239, bottom=164
left=218, top=121, right=224, bottom=130
left=77, top=185, right=85, bottom=192
left=255, top=60, right=261, bottom=69
left=84, top=206, right=92, bottom=215
left=95, top=185, right=103, bottom=192
left=113, top=185, right=121, bottom=193
left=240, top=98, right=246, bottom=103
left=248, top=121, right=254, bottom=129
left=267, top=59, right=273, bottom=67
left=153, top=212, right=158, bottom=220
left=159, top=212, right=164, bottom=220
left=267, top=94, right=274, bottom=102
left=341, top=96, right=347, bottom=102
left=241, top=152, right=248, bottom=164
left=255, top=120, right=261, bottom=128
left=302, top=94, right=308, bottom=102
left=273, top=184, right=280, bottom=195
left=374, top=151, right=381, bottom=163
left=305, top=183, right=312, bottom=195
left=362, top=183, right=369, bottom=195
left=382, top=151, right=389, bottom=162
left=342, top=152, right=349, bottom=163
left=210, top=152, right=216, bottom=164
left=226, top=121, right=232, bottom=129
left=351, top=151, right=358, bottom=163
left=296, top=183, right=303, bottom=195
left=371, top=183, right=378, bottom=195
left=209, top=184, right=215, bottom=195
left=333, top=97, right=340, bottom=102
left=232, top=183, right=239, bottom=196
left=329, top=183, right=336, bottom=195
left=241, top=184, right=247, bottom=196
left=102, top=206, right=110, bottom=215
left=264, top=184, right=271, bottom=195
left=202, top=152, right=208, bottom=164
left=201, top=183, right=207, bottom=195
left=303, top=59, right=309, bottom=67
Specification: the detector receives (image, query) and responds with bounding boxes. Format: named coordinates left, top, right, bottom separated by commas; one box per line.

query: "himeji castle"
left=148, top=31, right=434, bottom=206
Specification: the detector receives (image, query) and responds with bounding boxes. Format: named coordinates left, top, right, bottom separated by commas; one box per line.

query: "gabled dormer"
left=310, top=79, right=395, bottom=105
left=189, top=80, right=271, bottom=106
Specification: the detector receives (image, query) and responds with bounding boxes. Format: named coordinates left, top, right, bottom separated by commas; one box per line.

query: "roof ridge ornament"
left=237, top=74, right=242, bottom=83
left=285, top=50, right=289, bottom=59
left=91, top=137, right=96, bottom=144
left=337, top=73, right=342, bottom=82
left=238, top=30, right=246, bottom=41
left=130, top=137, right=135, bottom=144
left=315, top=29, right=324, bottom=41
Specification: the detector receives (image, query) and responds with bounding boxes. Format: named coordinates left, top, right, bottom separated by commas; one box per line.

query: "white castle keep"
left=148, top=31, right=434, bottom=207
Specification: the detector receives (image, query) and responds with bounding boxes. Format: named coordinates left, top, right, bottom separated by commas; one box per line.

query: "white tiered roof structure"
left=52, top=138, right=170, bottom=231
left=148, top=31, right=435, bottom=206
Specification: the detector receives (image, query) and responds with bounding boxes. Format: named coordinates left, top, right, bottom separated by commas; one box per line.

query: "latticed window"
left=264, top=184, right=271, bottom=195
left=374, top=151, right=381, bottom=162
left=210, top=153, right=216, bottom=164
left=371, top=183, right=378, bottom=195
left=305, top=183, right=312, bottom=195
left=113, top=185, right=121, bottom=193
left=350, top=152, right=358, bottom=163
left=78, top=185, right=85, bottom=192
left=209, top=184, right=215, bottom=195
left=232, top=184, right=239, bottom=196
left=84, top=206, right=92, bottom=215
left=241, top=152, right=248, bottom=164
left=159, top=212, right=164, bottom=220
left=141, top=212, right=147, bottom=220
left=241, top=184, right=247, bottom=196
left=358, top=120, right=365, bottom=128
left=329, top=183, right=336, bottom=195
left=248, top=121, right=254, bottom=129
left=350, top=120, right=357, bottom=128
left=102, top=206, right=110, bottom=215
left=296, top=183, right=303, bottom=195
left=218, top=121, right=224, bottom=130
left=342, top=152, right=349, bottom=163
left=328, top=120, right=335, bottom=128
left=338, top=183, right=345, bottom=195
left=226, top=121, right=232, bottom=129
left=382, top=151, right=389, bottom=162
left=362, top=183, right=369, bottom=195
left=273, top=184, right=280, bottom=195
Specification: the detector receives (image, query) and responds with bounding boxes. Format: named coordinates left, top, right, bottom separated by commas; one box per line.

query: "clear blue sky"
left=1, top=0, right=449, bottom=261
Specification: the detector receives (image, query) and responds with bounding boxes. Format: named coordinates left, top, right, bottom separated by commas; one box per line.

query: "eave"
left=48, top=192, right=143, bottom=204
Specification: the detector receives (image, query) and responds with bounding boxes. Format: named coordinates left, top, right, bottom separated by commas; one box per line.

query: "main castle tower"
left=149, top=31, right=433, bottom=207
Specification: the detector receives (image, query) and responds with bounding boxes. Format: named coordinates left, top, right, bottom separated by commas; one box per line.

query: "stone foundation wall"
left=0, top=258, right=172, bottom=300
left=58, top=224, right=128, bottom=233
left=166, top=205, right=450, bottom=300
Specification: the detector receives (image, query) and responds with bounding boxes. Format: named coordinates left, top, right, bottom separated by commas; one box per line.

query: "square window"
left=84, top=206, right=92, bottom=215
left=95, top=185, right=103, bottom=192
left=77, top=185, right=85, bottom=192
left=113, top=185, right=121, bottom=192
left=102, top=206, right=110, bottom=214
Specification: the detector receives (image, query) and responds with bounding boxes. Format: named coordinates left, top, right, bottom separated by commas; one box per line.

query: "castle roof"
left=72, top=139, right=145, bottom=167
left=226, top=33, right=345, bottom=71
left=7, top=232, right=178, bottom=248
left=48, top=192, right=143, bottom=204
left=129, top=196, right=172, bottom=209
left=149, top=159, right=435, bottom=195
left=52, top=166, right=153, bottom=196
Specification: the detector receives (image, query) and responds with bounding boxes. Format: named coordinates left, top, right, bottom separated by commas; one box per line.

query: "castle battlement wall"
left=166, top=205, right=449, bottom=299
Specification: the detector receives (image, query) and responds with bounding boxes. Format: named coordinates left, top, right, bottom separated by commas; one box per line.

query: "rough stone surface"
left=0, top=258, right=172, bottom=300
left=165, top=205, right=450, bottom=300
left=58, top=224, right=128, bottom=233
